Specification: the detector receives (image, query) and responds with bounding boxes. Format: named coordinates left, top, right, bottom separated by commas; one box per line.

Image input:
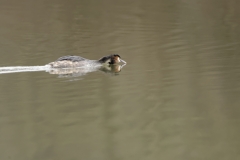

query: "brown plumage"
left=48, top=54, right=126, bottom=68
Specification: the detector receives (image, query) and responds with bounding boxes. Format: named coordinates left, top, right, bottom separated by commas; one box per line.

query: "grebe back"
left=48, top=54, right=126, bottom=68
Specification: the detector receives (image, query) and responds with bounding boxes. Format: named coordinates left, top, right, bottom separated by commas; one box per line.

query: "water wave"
left=0, top=65, right=50, bottom=74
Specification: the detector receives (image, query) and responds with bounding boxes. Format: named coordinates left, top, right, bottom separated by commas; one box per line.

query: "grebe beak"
left=120, top=59, right=127, bottom=64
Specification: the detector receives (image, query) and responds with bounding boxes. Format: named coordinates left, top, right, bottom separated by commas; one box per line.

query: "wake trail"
left=0, top=65, right=51, bottom=74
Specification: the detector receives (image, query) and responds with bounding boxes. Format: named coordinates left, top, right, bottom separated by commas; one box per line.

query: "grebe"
left=48, top=54, right=126, bottom=68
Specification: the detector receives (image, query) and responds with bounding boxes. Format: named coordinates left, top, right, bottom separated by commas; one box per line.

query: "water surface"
left=0, top=0, right=240, bottom=160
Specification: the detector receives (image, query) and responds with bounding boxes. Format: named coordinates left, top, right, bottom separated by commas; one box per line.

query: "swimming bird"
left=0, top=54, right=126, bottom=76
left=48, top=54, right=126, bottom=68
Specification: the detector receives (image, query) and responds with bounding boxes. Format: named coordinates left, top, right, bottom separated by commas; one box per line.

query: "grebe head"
left=98, top=54, right=126, bottom=64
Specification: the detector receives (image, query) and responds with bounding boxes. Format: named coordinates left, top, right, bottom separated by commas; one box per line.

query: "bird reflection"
left=47, top=64, right=126, bottom=78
